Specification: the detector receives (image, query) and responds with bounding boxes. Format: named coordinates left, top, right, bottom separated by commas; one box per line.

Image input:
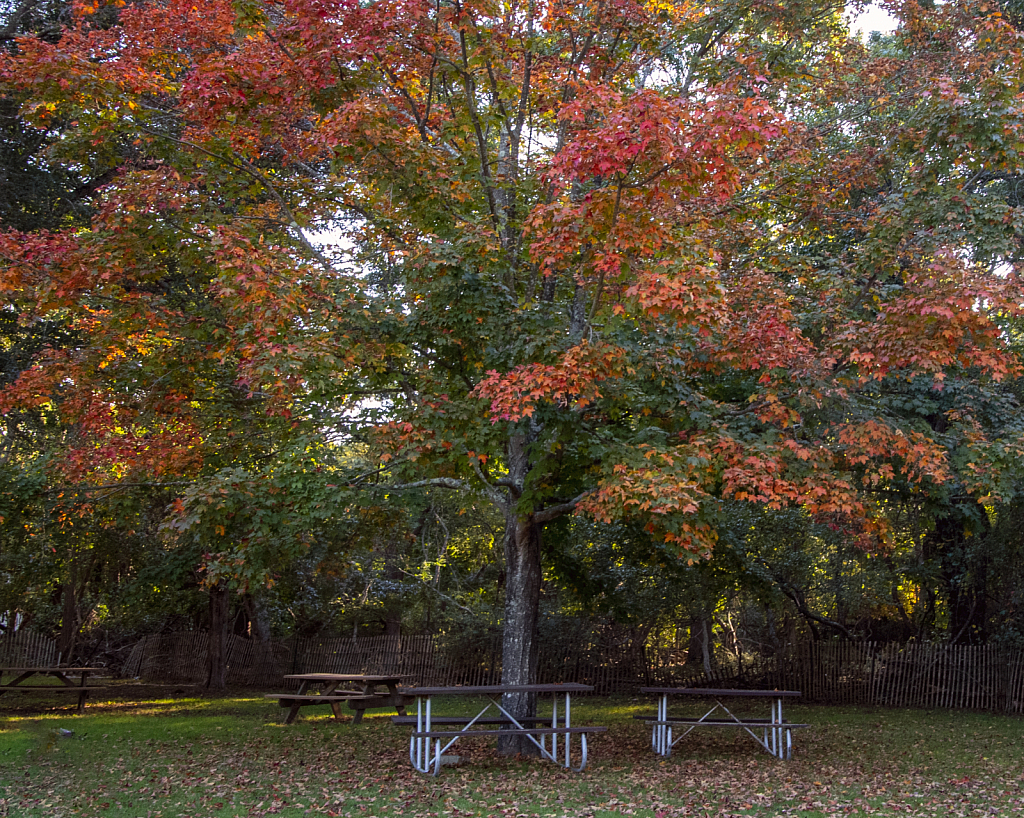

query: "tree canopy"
left=3, top=0, right=1024, bottom=727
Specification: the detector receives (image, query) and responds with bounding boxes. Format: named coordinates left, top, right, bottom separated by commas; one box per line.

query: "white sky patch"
left=848, top=3, right=899, bottom=38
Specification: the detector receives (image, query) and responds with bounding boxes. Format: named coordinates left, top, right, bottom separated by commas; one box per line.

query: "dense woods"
left=4, top=0, right=1024, bottom=738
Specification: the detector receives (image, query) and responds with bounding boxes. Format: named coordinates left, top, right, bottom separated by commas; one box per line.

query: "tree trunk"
left=207, top=583, right=229, bottom=689
left=245, top=592, right=272, bottom=642
left=57, top=550, right=95, bottom=665
left=383, top=553, right=403, bottom=637
left=685, top=616, right=715, bottom=676
left=497, top=512, right=542, bottom=756
left=929, top=512, right=990, bottom=644
left=56, top=563, right=77, bottom=665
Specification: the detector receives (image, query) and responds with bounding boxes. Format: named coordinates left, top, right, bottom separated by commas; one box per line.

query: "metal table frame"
left=641, top=687, right=802, bottom=760
left=404, top=683, right=594, bottom=776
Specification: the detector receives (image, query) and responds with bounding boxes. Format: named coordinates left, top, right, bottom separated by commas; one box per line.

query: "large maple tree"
left=4, top=0, right=1024, bottom=728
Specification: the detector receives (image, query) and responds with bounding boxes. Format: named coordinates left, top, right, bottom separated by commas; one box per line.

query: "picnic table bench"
left=0, top=667, right=109, bottom=713
left=265, top=673, right=412, bottom=724
left=637, top=687, right=807, bottom=760
left=399, top=683, right=607, bottom=776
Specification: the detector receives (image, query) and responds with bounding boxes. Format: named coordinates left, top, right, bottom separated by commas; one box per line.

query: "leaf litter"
left=1, top=699, right=1022, bottom=817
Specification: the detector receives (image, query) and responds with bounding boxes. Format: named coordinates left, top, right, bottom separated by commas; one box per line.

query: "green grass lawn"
left=1, top=683, right=1022, bottom=817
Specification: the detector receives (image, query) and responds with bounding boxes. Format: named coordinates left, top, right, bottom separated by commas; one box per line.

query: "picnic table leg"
left=284, top=679, right=311, bottom=724
left=654, top=695, right=670, bottom=757
left=778, top=698, right=785, bottom=759
left=75, top=674, right=90, bottom=713
left=0, top=670, right=36, bottom=695
left=771, top=698, right=782, bottom=759
left=385, top=681, right=408, bottom=717
left=285, top=701, right=303, bottom=724
left=410, top=696, right=433, bottom=774
left=349, top=683, right=372, bottom=724
left=570, top=730, right=589, bottom=773
left=545, top=694, right=557, bottom=761
left=564, top=692, right=571, bottom=768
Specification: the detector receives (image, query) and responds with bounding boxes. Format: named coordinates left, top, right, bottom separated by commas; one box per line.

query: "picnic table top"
left=404, top=683, right=594, bottom=696
left=640, top=687, right=802, bottom=697
left=283, top=673, right=405, bottom=682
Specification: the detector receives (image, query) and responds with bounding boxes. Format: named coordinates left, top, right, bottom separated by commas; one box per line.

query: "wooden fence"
left=117, top=632, right=1024, bottom=714
left=0, top=629, right=57, bottom=667
left=763, top=641, right=1024, bottom=712
left=122, top=632, right=292, bottom=687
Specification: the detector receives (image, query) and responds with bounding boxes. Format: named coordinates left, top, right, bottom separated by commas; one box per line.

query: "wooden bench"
left=0, top=685, right=108, bottom=692
left=0, top=685, right=108, bottom=712
left=264, top=691, right=369, bottom=724
left=350, top=692, right=414, bottom=720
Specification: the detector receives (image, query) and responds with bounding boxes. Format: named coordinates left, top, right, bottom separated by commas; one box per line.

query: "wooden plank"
left=888, top=642, right=902, bottom=707
left=1010, top=651, right=1024, bottom=713
left=951, top=643, right=962, bottom=709
left=920, top=643, right=933, bottom=709
left=908, top=642, right=919, bottom=707
left=975, top=646, right=983, bottom=710
left=942, top=644, right=954, bottom=710
left=954, top=644, right=964, bottom=709
left=0, top=685, right=107, bottom=692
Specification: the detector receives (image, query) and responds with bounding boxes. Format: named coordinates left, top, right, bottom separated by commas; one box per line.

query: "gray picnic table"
left=396, top=683, right=607, bottom=776
left=637, top=687, right=807, bottom=759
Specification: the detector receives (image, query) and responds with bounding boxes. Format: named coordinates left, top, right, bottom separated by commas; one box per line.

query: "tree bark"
left=56, top=559, right=78, bottom=665
left=207, top=583, right=229, bottom=689
left=57, top=551, right=94, bottom=664
left=242, top=592, right=272, bottom=641
left=497, top=512, right=542, bottom=756
left=685, top=616, right=715, bottom=676
left=928, top=512, right=990, bottom=644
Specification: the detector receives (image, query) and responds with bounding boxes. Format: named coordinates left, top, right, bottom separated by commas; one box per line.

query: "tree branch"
left=533, top=490, right=592, bottom=524
left=48, top=481, right=193, bottom=495
left=385, top=477, right=472, bottom=492
left=0, top=0, right=39, bottom=39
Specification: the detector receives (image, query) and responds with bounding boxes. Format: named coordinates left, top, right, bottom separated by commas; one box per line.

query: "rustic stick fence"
left=9, top=628, right=1024, bottom=714
left=762, top=641, right=1024, bottom=712
left=112, top=632, right=1024, bottom=714
left=0, top=629, right=57, bottom=667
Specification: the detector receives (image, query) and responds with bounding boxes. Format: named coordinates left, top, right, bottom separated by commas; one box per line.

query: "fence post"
left=290, top=634, right=301, bottom=675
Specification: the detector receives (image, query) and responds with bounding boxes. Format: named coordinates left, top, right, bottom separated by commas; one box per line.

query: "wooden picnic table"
left=0, top=667, right=108, bottom=713
left=398, top=683, right=607, bottom=776
left=265, top=673, right=412, bottom=725
left=637, top=687, right=807, bottom=760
